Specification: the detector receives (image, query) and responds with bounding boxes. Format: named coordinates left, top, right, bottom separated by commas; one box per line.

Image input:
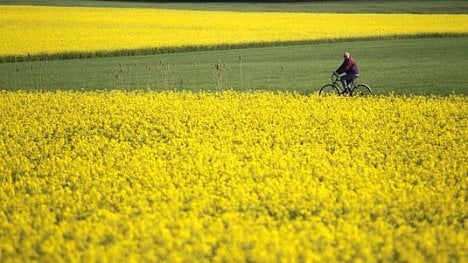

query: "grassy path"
left=1, top=37, right=466, bottom=95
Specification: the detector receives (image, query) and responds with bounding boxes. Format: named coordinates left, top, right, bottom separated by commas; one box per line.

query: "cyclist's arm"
left=335, top=61, right=348, bottom=74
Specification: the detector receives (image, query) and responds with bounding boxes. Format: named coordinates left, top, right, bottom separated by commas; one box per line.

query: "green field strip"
left=1, top=37, right=467, bottom=96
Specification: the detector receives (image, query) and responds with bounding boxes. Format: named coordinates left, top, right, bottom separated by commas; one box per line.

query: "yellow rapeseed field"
left=0, top=91, right=466, bottom=261
left=0, top=5, right=467, bottom=57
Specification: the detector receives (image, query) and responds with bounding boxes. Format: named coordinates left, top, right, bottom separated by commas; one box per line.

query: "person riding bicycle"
left=334, top=52, right=359, bottom=93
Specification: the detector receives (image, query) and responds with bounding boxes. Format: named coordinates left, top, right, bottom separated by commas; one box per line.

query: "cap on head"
left=344, top=52, right=350, bottom=59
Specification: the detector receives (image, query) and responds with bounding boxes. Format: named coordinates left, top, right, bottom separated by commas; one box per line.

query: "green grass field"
left=0, top=0, right=467, bottom=95
left=1, top=37, right=467, bottom=95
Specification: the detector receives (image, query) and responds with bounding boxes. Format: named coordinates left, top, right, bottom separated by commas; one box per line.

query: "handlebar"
left=331, top=72, right=339, bottom=83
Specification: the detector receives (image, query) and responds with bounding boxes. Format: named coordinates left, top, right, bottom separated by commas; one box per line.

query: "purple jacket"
left=336, top=57, right=359, bottom=75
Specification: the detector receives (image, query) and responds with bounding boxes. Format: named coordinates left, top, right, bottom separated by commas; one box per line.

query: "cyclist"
left=334, top=52, right=359, bottom=93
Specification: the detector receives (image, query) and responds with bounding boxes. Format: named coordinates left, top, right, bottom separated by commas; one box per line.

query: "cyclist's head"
left=344, top=52, right=350, bottom=59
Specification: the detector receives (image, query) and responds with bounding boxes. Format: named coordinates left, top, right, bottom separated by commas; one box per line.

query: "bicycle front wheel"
left=351, top=84, right=372, bottom=97
left=319, top=84, right=339, bottom=96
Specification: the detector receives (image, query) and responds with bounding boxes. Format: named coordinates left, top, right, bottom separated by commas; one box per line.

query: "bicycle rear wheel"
left=319, top=84, right=339, bottom=96
left=351, top=84, right=372, bottom=97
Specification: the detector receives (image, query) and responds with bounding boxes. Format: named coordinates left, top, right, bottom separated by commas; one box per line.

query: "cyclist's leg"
left=340, top=74, right=353, bottom=92
left=340, top=78, right=347, bottom=91
left=349, top=75, right=359, bottom=90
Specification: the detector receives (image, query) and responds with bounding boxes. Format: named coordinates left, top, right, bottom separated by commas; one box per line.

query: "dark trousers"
left=340, top=74, right=357, bottom=91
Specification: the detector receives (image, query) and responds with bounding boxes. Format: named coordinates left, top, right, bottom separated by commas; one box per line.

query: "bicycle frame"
left=331, top=73, right=357, bottom=94
left=319, top=73, right=372, bottom=96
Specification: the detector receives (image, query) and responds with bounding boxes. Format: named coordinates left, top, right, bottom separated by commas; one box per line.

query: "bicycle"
left=319, top=72, right=372, bottom=96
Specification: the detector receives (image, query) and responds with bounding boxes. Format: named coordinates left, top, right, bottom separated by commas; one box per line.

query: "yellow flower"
left=0, top=5, right=467, bottom=57
left=0, top=91, right=466, bottom=261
